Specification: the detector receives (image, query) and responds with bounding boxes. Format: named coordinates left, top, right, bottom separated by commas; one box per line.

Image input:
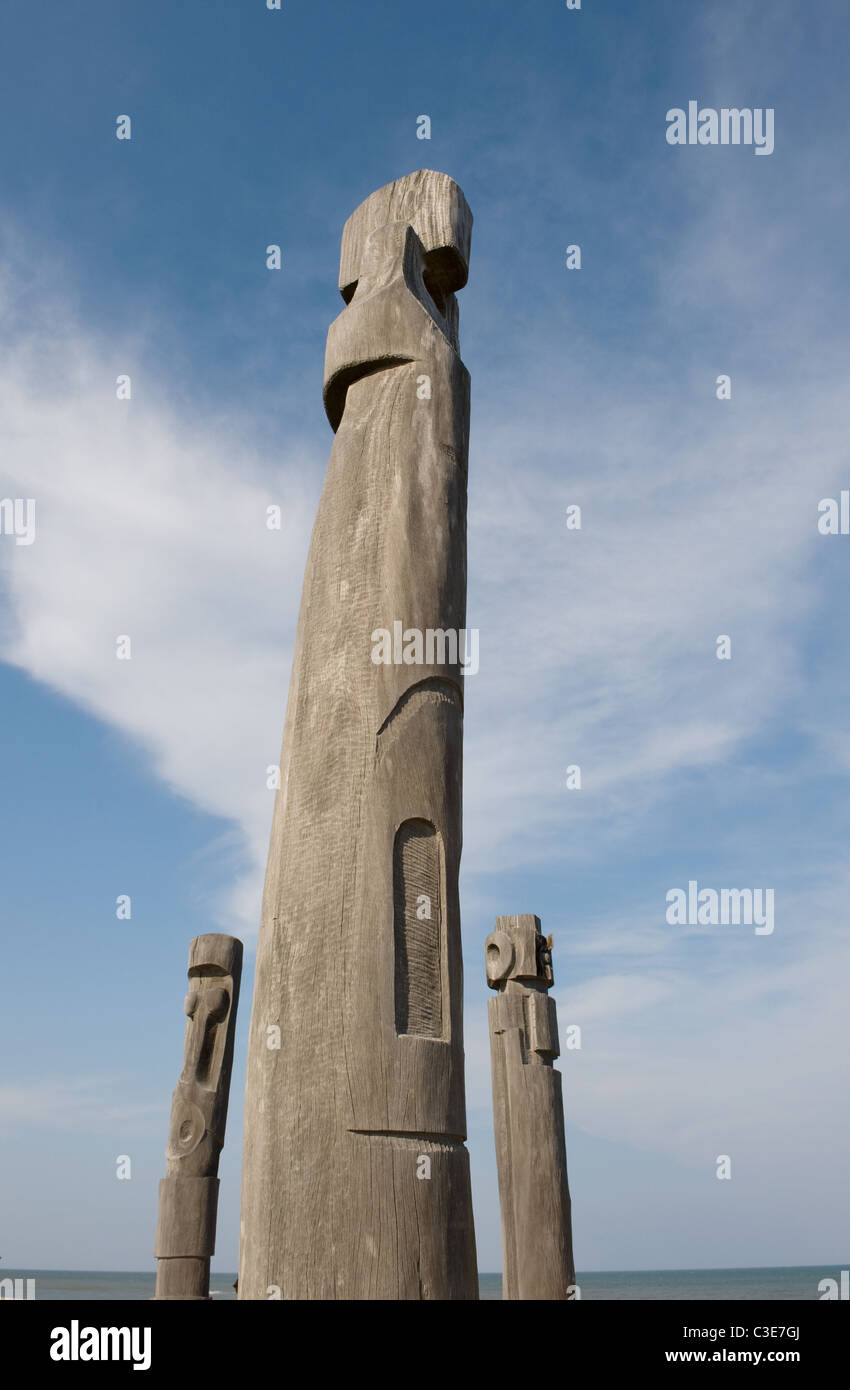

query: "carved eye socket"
left=184, top=990, right=198, bottom=1018
left=485, top=931, right=515, bottom=985
left=206, top=986, right=229, bottom=1023
left=422, top=268, right=446, bottom=318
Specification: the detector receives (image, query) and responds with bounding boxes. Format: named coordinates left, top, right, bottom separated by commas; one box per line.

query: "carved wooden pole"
left=240, top=170, right=478, bottom=1299
left=486, top=914, right=576, bottom=1300
left=154, top=934, right=242, bottom=1300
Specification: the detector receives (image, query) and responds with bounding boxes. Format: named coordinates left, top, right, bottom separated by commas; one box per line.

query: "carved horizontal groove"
left=324, top=355, right=413, bottom=431
left=349, top=1130, right=466, bottom=1145
left=376, top=677, right=462, bottom=742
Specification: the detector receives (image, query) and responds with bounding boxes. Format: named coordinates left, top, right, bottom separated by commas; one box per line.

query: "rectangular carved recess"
left=393, top=820, right=443, bottom=1037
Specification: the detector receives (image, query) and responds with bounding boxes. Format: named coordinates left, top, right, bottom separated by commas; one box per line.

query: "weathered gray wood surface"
left=487, top=914, right=576, bottom=1299
left=239, top=171, right=478, bottom=1300
left=153, top=934, right=242, bottom=1300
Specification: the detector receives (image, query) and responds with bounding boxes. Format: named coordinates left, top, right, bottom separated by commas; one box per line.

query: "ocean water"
left=2, top=1266, right=841, bottom=1300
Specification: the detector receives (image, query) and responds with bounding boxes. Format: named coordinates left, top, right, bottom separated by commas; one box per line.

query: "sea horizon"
left=2, top=1265, right=844, bottom=1301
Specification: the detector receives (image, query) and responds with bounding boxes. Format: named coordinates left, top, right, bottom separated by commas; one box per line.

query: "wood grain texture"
left=239, top=172, right=477, bottom=1300
left=486, top=915, right=576, bottom=1300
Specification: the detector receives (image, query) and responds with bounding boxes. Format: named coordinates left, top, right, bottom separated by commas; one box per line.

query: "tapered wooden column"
left=239, top=171, right=478, bottom=1299
left=486, top=914, right=576, bottom=1300
left=153, top=934, right=242, bottom=1300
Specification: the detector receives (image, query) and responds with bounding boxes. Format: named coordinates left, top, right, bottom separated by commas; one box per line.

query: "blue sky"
left=1, top=0, right=848, bottom=1277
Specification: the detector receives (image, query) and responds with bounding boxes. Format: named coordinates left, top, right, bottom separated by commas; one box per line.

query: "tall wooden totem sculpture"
left=486, top=914, right=576, bottom=1299
left=154, top=934, right=242, bottom=1300
left=239, top=171, right=478, bottom=1299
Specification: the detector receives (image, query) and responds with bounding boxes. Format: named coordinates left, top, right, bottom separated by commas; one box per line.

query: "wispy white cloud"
left=0, top=244, right=323, bottom=929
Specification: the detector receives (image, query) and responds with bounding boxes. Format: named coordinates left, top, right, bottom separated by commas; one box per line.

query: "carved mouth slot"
left=349, top=1130, right=465, bottom=1145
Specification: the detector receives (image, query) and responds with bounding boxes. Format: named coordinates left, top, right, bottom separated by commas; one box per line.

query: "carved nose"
left=182, top=986, right=230, bottom=1084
